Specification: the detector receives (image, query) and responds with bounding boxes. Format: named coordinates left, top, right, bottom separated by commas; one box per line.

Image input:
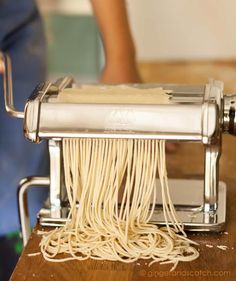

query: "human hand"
left=100, top=60, right=141, bottom=84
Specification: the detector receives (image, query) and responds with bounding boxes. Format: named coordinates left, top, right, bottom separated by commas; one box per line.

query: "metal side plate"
left=151, top=179, right=226, bottom=232
left=38, top=179, right=226, bottom=232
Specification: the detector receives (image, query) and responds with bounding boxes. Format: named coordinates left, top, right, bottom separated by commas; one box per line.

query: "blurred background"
left=37, top=0, right=236, bottom=93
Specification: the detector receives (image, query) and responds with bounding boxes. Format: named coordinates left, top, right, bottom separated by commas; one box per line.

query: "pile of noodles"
left=39, top=138, right=199, bottom=270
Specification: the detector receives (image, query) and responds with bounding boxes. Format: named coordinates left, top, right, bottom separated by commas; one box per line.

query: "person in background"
left=0, top=1, right=140, bottom=280
left=0, top=1, right=49, bottom=280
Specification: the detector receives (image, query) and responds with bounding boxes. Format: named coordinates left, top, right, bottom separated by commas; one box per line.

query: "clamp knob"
left=223, top=94, right=236, bottom=135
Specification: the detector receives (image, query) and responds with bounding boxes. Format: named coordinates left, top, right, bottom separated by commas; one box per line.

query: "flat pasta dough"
left=56, top=85, right=170, bottom=104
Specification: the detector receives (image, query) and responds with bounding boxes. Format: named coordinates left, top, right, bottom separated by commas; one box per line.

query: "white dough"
left=57, top=85, right=170, bottom=104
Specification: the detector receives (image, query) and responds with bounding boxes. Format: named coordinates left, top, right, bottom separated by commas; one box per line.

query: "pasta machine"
left=2, top=54, right=236, bottom=245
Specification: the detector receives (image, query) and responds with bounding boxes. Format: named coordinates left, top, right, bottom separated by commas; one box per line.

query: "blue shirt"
left=0, top=0, right=49, bottom=235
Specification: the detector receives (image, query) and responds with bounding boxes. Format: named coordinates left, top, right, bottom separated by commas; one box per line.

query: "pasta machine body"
left=2, top=54, right=236, bottom=244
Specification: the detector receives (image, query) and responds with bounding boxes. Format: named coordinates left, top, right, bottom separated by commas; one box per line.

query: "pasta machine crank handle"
left=0, top=52, right=24, bottom=118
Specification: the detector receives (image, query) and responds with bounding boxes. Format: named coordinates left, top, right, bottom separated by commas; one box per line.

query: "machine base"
left=38, top=179, right=226, bottom=232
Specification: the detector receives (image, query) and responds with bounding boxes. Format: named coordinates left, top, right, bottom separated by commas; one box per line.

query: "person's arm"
left=91, top=0, right=141, bottom=83
left=0, top=56, right=5, bottom=74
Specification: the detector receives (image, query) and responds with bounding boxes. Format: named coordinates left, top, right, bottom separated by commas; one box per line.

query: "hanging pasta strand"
left=40, top=138, right=199, bottom=270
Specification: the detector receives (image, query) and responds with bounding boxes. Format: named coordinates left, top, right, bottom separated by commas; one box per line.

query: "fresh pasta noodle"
left=40, top=138, right=199, bottom=270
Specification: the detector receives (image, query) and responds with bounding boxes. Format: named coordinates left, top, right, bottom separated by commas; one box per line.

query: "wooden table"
left=10, top=135, right=236, bottom=281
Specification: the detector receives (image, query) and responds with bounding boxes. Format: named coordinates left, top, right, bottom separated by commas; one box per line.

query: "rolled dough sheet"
left=56, top=85, right=170, bottom=104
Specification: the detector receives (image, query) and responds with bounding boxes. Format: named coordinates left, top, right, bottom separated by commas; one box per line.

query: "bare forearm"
left=0, top=54, right=4, bottom=74
left=91, top=0, right=136, bottom=63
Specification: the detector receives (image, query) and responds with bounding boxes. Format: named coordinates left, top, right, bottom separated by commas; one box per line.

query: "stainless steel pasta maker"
left=2, top=54, right=236, bottom=245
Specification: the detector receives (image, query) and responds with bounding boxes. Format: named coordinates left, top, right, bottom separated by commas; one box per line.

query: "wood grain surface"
left=10, top=61, right=236, bottom=281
